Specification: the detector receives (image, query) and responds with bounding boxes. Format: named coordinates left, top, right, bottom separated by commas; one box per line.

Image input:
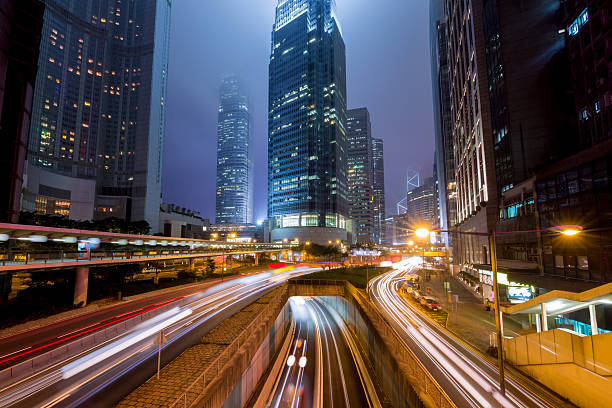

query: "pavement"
left=418, top=268, right=523, bottom=352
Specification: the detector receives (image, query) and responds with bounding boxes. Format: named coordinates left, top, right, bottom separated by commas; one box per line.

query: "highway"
left=0, top=266, right=318, bottom=408
left=369, top=258, right=566, bottom=408
left=252, top=296, right=382, bottom=408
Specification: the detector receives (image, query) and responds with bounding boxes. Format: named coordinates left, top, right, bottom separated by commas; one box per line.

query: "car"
left=420, top=297, right=441, bottom=311
left=411, top=290, right=424, bottom=301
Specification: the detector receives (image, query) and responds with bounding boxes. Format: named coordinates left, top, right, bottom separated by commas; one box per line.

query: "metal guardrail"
left=167, top=294, right=285, bottom=408
left=346, top=283, right=457, bottom=408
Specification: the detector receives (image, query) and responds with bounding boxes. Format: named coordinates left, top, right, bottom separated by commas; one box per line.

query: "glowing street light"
left=414, top=228, right=430, bottom=239
left=550, top=225, right=583, bottom=236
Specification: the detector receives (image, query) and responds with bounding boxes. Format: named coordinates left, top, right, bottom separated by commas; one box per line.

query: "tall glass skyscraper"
left=268, top=0, right=350, bottom=244
left=23, top=0, right=171, bottom=232
left=347, top=108, right=374, bottom=244
left=371, top=138, right=386, bottom=245
left=215, top=75, right=253, bottom=225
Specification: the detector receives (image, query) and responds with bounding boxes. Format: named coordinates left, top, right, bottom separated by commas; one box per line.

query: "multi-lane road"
left=369, top=258, right=570, bottom=408
left=252, top=296, right=381, bottom=408
left=0, top=266, right=318, bottom=408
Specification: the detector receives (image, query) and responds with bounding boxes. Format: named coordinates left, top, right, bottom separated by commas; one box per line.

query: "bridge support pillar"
left=254, top=253, right=259, bottom=266
left=188, top=258, right=195, bottom=271
left=73, top=267, right=89, bottom=308
left=0, top=273, right=12, bottom=303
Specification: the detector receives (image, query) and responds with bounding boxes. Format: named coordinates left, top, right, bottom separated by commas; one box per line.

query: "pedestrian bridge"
left=0, top=223, right=295, bottom=273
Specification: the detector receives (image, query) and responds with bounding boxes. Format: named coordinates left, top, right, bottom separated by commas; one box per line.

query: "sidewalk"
left=418, top=269, right=522, bottom=352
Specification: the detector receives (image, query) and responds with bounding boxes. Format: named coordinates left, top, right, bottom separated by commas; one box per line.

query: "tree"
left=205, top=259, right=216, bottom=276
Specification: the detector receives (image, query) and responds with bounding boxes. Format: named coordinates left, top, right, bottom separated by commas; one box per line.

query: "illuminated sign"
left=568, top=9, right=589, bottom=36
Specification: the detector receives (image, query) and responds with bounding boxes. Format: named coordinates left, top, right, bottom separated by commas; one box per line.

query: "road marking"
left=0, top=346, right=32, bottom=360
left=56, top=322, right=100, bottom=338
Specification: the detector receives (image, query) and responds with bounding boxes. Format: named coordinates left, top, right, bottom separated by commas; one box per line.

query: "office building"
left=532, top=2, right=612, bottom=283
left=22, top=0, right=172, bottom=232
left=443, top=0, right=574, bottom=268
left=404, top=177, right=436, bottom=229
left=347, top=107, right=374, bottom=244
left=0, top=0, right=45, bottom=223
left=215, top=75, right=253, bottom=225
left=372, top=138, right=386, bottom=245
left=430, top=0, right=456, bottom=246
left=267, top=0, right=350, bottom=244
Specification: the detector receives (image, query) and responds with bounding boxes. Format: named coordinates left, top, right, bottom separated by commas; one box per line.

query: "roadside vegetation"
left=291, top=265, right=391, bottom=289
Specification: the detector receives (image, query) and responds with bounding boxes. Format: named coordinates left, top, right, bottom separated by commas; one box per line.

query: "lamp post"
left=413, top=224, right=582, bottom=396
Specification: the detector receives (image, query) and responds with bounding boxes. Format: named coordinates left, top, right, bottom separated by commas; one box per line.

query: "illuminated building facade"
left=372, top=138, right=386, bottom=245
left=405, top=177, right=436, bottom=229
left=430, top=0, right=456, bottom=246
left=215, top=75, right=253, bottom=225
left=347, top=107, right=374, bottom=244
left=22, top=0, right=172, bottom=232
left=267, top=0, right=350, bottom=244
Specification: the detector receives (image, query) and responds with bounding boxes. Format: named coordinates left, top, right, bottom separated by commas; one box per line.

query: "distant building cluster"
left=430, top=0, right=612, bottom=285
left=1, top=0, right=391, bottom=247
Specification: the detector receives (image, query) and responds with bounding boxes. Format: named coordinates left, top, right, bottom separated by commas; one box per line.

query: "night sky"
left=162, top=0, right=434, bottom=222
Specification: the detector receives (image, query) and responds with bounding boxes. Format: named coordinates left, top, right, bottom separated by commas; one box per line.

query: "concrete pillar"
left=541, top=303, right=548, bottom=332
left=535, top=314, right=541, bottom=332
left=73, top=267, right=89, bottom=307
left=188, top=258, right=195, bottom=271
left=254, top=253, right=259, bottom=266
left=589, top=304, right=598, bottom=335
left=0, top=273, right=12, bottom=303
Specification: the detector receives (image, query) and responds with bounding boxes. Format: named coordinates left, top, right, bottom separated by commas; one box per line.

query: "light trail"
left=0, top=267, right=318, bottom=408
left=261, top=296, right=380, bottom=408
left=369, top=259, right=554, bottom=408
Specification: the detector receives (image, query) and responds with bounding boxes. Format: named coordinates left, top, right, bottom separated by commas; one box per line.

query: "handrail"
left=167, top=295, right=284, bottom=408
left=0, top=248, right=285, bottom=270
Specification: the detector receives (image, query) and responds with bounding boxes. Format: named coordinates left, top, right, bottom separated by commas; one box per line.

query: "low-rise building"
left=159, top=203, right=210, bottom=239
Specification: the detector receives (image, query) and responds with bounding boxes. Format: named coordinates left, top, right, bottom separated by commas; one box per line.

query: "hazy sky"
left=162, top=0, right=435, bottom=222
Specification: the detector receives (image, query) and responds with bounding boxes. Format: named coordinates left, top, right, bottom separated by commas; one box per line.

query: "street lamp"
left=413, top=225, right=582, bottom=396
left=415, top=228, right=429, bottom=239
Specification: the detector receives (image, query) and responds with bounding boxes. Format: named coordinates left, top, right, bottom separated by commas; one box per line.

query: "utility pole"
left=489, top=231, right=506, bottom=396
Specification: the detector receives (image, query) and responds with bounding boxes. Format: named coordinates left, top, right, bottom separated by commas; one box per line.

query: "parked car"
left=420, top=297, right=441, bottom=311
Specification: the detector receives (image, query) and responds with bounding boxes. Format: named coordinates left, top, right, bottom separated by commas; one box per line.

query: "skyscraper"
left=22, top=0, right=172, bottom=232
left=404, top=177, right=436, bottom=228
left=0, top=0, right=44, bottom=223
left=372, top=138, right=386, bottom=245
left=430, top=0, right=456, bottom=246
left=215, top=75, right=253, bottom=225
left=347, top=107, right=374, bottom=244
left=267, top=0, right=350, bottom=244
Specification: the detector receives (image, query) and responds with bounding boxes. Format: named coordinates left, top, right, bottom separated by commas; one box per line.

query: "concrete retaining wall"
left=222, top=302, right=290, bottom=408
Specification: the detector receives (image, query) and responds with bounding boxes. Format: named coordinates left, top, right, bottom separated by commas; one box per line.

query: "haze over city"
left=163, top=0, right=435, bottom=220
